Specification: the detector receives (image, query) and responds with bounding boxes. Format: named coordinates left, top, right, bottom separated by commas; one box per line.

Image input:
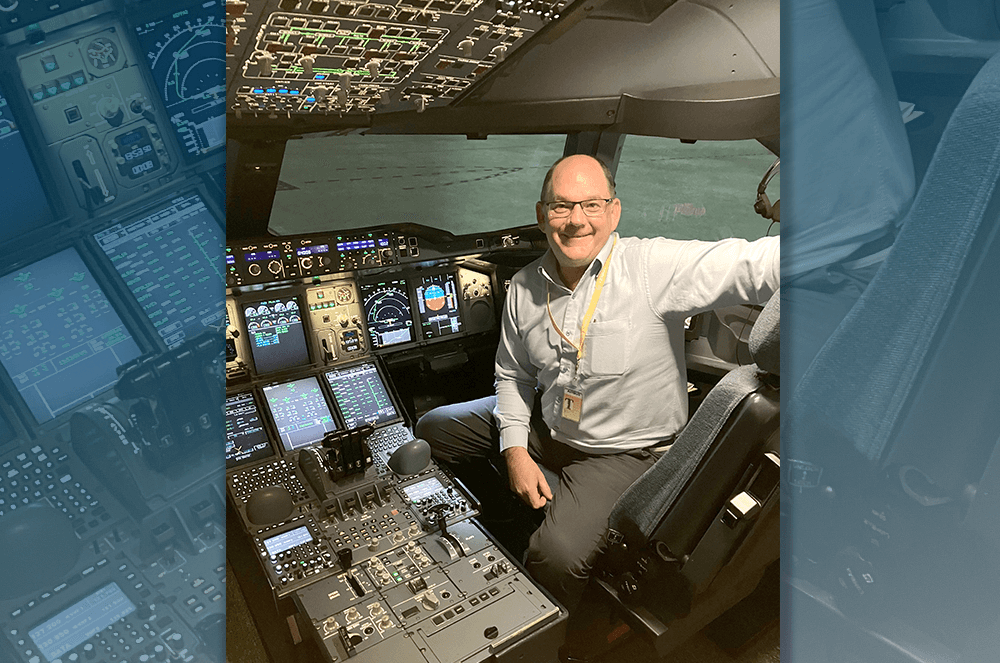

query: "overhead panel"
left=226, top=0, right=571, bottom=118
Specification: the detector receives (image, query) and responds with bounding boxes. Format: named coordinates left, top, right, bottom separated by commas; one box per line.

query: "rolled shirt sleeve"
left=494, top=272, right=539, bottom=452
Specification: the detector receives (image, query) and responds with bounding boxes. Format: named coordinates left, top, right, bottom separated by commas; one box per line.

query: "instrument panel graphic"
left=361, top=280, right=414, bottom=348
left=134, top=1, right=226, bottom=159
left=0, top=248, right=142, bottom=423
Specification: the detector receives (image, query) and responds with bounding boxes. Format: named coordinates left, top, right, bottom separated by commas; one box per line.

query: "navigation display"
left=415, top=273, right=463, bottom=339
left=262, top=376, right=338, bottom=451
left=245, top=297, right=310, bottom=374
left=0, top=84, right=56, bottom=243
left=360, top=279, right=414, bottom=348
left=324, top=362, right=398, bottom=429
left=29, top=583, right=136, bottom=661
left=226, top=392, right=273, bottom=469
left=95, top=192, right=224, bottom=349
left=0, top=249, right=142, bottom=423
left=134, top=1, right=225, bottom=159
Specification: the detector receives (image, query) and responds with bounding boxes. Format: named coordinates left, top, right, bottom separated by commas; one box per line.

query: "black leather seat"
left=585, top=291, right=781, bottom=658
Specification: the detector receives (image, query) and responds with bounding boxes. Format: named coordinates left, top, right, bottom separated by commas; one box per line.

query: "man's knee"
left=414, top=405, right=449, bottom=444
left=525, top=526, right=592, bottom=609
left=413, top=397, right=497, bottom=464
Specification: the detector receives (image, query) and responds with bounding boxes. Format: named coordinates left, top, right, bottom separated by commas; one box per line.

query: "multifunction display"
left=324, top=362, right=398, bottom=429
left=95, top=191, right=224, bottom=349
left=263, top=376, right=338, bottom=451
left=226, top=392, right=273, bottom=468
left=0, top=248, right=141, bottom=423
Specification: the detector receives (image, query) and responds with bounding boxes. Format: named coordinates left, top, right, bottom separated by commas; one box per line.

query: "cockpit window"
left=615, top=136, right=778, bottom=241
left=268, top=133, right=564, bottom=236
left=268, top=133, right=777, bottom=241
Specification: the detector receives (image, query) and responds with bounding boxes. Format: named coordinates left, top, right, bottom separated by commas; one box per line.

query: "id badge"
left=562, top=387, right=583, bottom=422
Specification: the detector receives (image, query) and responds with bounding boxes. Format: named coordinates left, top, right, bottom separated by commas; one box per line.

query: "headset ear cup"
left=754, top=192, right=772, bottom=218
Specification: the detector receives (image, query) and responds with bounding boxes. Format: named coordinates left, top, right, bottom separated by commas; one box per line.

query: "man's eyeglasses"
left=541, top=198, right=613, bottom=219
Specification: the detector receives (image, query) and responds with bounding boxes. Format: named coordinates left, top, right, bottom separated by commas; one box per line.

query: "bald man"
left=417, top=154, right=779, bottom=610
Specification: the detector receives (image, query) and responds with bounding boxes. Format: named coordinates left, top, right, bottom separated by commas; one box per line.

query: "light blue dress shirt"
left=495, top=232, right=779, bottom=454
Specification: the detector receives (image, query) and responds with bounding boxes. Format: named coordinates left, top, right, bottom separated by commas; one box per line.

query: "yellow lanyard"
left=546, top=236, right=617, bottom=364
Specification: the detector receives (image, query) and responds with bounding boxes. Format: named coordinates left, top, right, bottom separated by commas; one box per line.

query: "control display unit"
left=226, top=391, right=274, bottom=469
left=0, top=84, right=56, bottom=242
left=134, top=1, right=226, bottom=160
left=360, top=279, right=414, bottom=349
left=324, top=362, right=398, bottom=429
left=263, top=524, right=313, bottom=557
left=415, top=273, right=463, bottom=339
left=245, top=297, right=310, bottom=374
left=28, top=582, right=136, bottom=661
left=0, top=248, right=142, bottom=423
left=95, top=191, right=224, bottom=349
left=263, top=376, right=339, bottom=451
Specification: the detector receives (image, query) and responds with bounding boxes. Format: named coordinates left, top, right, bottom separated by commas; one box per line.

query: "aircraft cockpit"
left=224, top=1, right=780, bottom=662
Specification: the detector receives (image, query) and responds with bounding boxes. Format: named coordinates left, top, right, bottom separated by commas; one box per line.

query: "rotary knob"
left=248, top=263, right=262, bottom=276
left=97, top=97, right=124, bottom=126
left=267, top=260, right=282, bottom=274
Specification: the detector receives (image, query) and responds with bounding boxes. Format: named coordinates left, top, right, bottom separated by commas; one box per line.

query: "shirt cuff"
left=499, top=425, right=529, bottom=454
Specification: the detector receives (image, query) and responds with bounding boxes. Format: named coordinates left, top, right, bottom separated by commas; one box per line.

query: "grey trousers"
left=415, top=396, right=660, bottom=610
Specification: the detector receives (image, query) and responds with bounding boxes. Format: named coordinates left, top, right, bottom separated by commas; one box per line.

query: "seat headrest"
left=749, top=290, right=779, bottom=376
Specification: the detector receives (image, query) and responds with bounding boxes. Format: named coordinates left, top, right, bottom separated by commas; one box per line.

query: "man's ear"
left=536, top=201, right=547, bottom=227
left=609, top=197, right=621, bottom=232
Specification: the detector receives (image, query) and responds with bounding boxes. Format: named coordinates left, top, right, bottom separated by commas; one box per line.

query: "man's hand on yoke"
left=503, top=446, right=553, bottom=509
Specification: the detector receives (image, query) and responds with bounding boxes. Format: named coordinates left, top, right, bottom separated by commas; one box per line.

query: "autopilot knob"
left=98, top=97, right=124, bottom=126
left=267, top=260, right=282, bottom=274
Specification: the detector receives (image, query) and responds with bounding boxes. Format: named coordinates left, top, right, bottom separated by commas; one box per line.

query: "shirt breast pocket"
left=585, top=318, right=630, bottom=376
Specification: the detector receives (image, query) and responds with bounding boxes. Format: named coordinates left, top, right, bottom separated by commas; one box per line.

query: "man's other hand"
left=503, top=447, right=553, bottom=509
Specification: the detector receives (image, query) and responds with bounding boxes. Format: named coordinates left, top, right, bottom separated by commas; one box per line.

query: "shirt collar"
left=538, top=232, right=619, bottom=290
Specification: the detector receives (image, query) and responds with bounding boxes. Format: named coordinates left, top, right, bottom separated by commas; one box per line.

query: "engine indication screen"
left=263, top=525, right=312, bottom=557
left=324, top=362, right=398, bottom=429
left=360, top=280, right=414, bottom=348
left=29, top=582, right=136, bottom=661
left=245, top=297, right=310, bottom=374
left=134, top=1, right=225, bottom=160
left=263, top=376, right=338, bottom=451
left=226, top=392, right=273, bottom=469
left=415, top=273, right=463, bottom=339
left=0, top=248, right=142, bottom=423
left=94, top=191, right=224, bottom=349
